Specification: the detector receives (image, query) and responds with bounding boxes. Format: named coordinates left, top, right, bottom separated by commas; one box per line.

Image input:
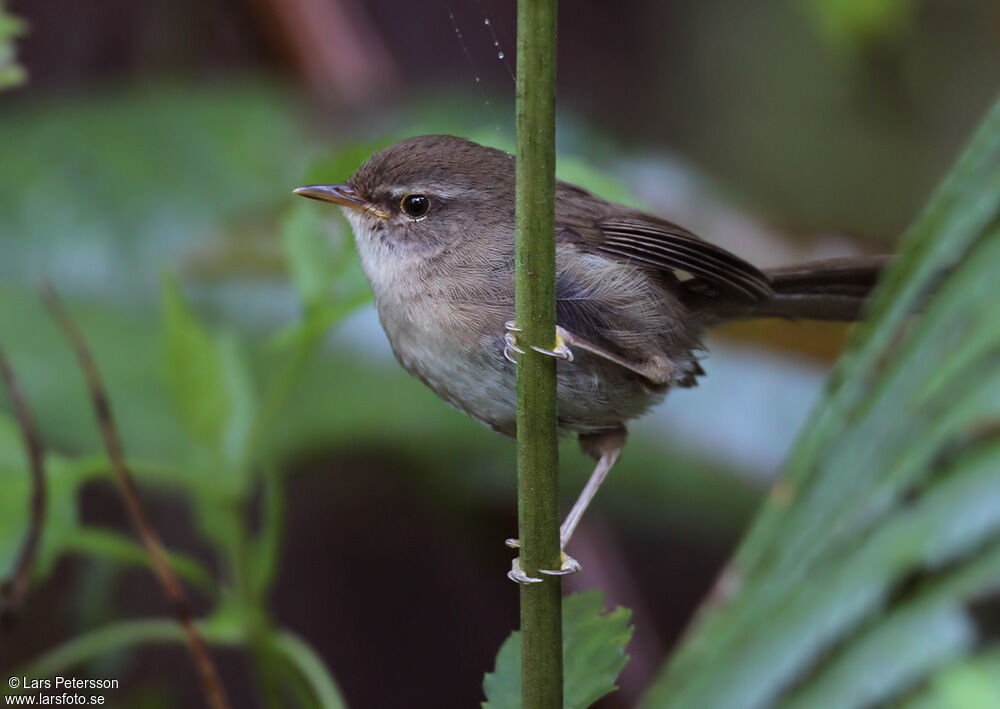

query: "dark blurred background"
left=1, top=0, right=998, bottom=706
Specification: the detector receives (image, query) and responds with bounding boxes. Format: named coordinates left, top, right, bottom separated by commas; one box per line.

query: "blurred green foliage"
left=0, top=91, right=378, bottom=701
left=0, top=1, right=24, bottom=90
left=1, top=208, right=360, bottom=705
left=162, top=272, right=236, bottom=451
left=0, top=418, right=84, bottom=581
left=664, top=0, right=997, bottom=242
left=800, top=0, right=920, bottom=51
left=642, top=93, right=1000, bottom=708
left=902, top=651, right=1000, bottom=709
left=0, top=84, right=312, bottom=309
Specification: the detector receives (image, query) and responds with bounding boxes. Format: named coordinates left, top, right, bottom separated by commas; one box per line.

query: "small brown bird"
left=295, top=135, right=886, bottom=582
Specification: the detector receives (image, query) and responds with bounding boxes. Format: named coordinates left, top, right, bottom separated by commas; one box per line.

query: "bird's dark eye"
left=400, top=194, right=430, bottom=219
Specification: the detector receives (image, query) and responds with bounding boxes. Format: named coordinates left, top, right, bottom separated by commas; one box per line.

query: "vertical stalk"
left=515, top=1, right=562, bottom=708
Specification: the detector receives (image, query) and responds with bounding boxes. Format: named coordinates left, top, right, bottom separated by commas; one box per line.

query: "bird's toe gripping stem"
left=505, top=538, right=582, bottom=584
left=503, top=321, right=574, bottom=364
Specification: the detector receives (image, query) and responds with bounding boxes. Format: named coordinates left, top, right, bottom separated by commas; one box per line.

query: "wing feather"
left=596, top=217, right=772, bottom=301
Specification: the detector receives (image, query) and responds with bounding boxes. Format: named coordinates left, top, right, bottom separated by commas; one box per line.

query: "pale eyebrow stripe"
left=382, top=185, right=479, bottom=200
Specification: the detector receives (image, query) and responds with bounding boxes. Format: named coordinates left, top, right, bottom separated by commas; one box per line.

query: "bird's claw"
left=503, top=321, right=525, bottom=363
left=541, top=553, right=582, bottom=576
left=532, top=335, right=574, bottom=361
left=503, top=321, right=574, bottom=363
left=508, top=557, right=545, bottom=584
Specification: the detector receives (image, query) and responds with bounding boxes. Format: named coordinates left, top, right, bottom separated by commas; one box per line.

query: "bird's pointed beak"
left=293, top=184, right=389, bottom=218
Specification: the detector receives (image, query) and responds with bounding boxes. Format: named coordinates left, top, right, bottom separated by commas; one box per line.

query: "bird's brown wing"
left=593, top=215, right=773, bottom=301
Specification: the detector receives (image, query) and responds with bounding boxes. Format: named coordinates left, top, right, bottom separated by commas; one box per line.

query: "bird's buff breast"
left=347, top=213, right=519, bottom=434
left=371, top=289, right=666, bottom=439
left=375, top=291, right=521, bottom=436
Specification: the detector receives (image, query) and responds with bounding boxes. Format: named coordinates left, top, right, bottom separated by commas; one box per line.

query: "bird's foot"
left=537, top=329, right=574, bottom=361
left=505, top=538, right=581, bottom=584
left=503, top=321, right=525, bottom=363
left=503, top=321, right=574, bottom=364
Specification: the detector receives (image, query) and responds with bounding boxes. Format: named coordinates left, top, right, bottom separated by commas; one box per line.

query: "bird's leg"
left=558, top=440, right=621, bottom=547
left=556, top=329, right=676, bottom=384
left=504, top=318, right=577, bottom=583
left=503, top=321, right=649, bottom=585
left=507, top=428, right=627, bottom=584
left=503, top=321, right=647, bottom=583
left=505, top=321, right=675, bottom=386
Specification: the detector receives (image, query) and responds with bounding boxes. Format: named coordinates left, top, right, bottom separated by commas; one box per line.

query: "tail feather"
left=692, top=255, right=890, bottom=323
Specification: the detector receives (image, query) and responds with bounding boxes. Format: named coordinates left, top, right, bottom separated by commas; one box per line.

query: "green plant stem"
left=66, top=528, right=216, bottom=593
left=515, top=0, right=562, bottom=708
left=18, top=619, right=243, bottom=679
left=271, top=630, right=348, bottom=709
left=17, top=620, right=345, bottom=709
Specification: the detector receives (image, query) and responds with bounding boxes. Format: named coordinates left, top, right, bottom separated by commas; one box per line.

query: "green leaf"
left=303, top=138, right=401, bottom=187
left=281, top=202, right=341, bottom=312
left=15, top=617, right=243, bottom=681
left=0, top=83, right=316, bottom=313
left=276, top=173, right=373, bottom=362
left=13, top=614, right=345, bottom=709
left=218, top=334, right=257, bottom=470
left=160, top=273, right=232, bottom=449
left=482, top=591, right=633, bottom=709
left=642, top=93, right=1000, bottom=708
left=902, top=651, right=1000, bottom=709
left=248, top=465, right=284, bottom=598
left=801, top=0, right=920, bottom=51
left=0, top=417, right=85, bottom=581
left=0, top=1, right=25, bottom=91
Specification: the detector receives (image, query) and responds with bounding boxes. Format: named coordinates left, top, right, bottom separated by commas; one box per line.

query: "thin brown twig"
left=0, top=345, right=46, bottom=628
left=243, top=0, right=396, bottom=105
left=40, top=283, right=231, bottom=709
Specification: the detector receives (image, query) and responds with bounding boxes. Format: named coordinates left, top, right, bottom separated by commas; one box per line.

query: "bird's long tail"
left=696, top=255, right=891, bottom=323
